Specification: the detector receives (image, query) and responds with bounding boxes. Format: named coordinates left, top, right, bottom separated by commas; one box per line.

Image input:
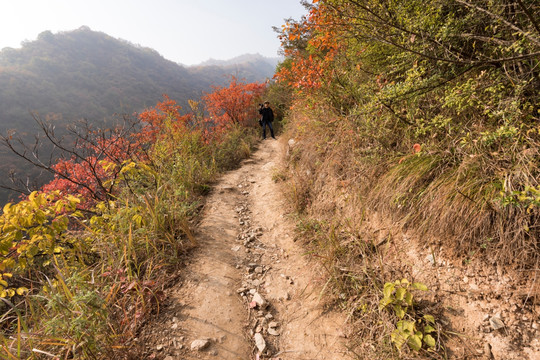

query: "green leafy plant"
left=379, top=278, right=438, bottom=353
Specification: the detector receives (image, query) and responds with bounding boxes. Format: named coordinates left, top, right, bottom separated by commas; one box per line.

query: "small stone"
left=252, top=292, right=267, bottom=308
left=268, top=327, right=280, bottom=336
left=265, top=313, right=273, bottom=319
left=171, top=323, right=178, bottom=330
left=254, top=333, right=266, bottom=353
left=484, top=343, right=492, bottom=358
left=489, top=316, right=505, bottom=330
left=268, top=321, right=278, bottom=328
left=255, top=266, right=263, bottom=274
left=156, top=344, right=164, bottom=351
left=425, top=254, right=435, bottom=265
left=191, top=338, right=211, bottom=351
left=231, top=246, right=241, bottom=252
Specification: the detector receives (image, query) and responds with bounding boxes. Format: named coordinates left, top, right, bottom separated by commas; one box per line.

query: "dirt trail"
left=138, top=139, right=349, bottom=359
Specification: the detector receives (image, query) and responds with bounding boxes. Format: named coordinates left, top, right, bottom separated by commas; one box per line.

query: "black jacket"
left=259, top=107, right=274, bottom=123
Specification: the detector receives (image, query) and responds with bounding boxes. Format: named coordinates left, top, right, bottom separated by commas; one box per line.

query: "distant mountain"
left=197, top=53, right=280, bottom=68
left=0, top=26, right=278, bottom=205
left=190, top=54, right=279, bottom=86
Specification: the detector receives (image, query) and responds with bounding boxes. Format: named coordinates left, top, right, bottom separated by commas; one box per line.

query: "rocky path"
left=138, top=139, right=349, bottom=359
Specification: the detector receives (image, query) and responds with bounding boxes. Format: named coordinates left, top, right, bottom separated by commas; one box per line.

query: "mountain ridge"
left=0, top=26, right=277, bottom=204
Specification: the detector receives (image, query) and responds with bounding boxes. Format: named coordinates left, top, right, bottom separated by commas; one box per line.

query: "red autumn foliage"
left=40, top=77, right=265, bottom=207
left=275, top=2, right=346, bottom=93
left=202, top=76, right=265, bottom=131
left=137, top=94, right=192, bottom=143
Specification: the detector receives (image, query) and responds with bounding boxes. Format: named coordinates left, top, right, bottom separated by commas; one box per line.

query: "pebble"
left=252, top=292, right=267, bottom=308
left=191, top=338, right=211, bottom=351
left=489, top=316, right=505, bottom=330
left=254, top=333, right=266, bottom=353
left=268, top=321, right=278, bottom=328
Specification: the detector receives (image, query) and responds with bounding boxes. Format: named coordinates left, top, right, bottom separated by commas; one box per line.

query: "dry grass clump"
left=285, top=99, right=540, bottom=271
left=281, top=110, right=446, bottom=359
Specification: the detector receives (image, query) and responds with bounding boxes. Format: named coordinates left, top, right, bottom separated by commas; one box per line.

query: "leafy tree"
left=202, top=76, right=266, bottom=131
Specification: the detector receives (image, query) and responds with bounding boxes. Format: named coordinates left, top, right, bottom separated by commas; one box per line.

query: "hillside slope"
left=265, top=0, right=539, bottom=358
left=0, top=26, right=275, bottom=132
left=0, top=26, right=275, bottom=204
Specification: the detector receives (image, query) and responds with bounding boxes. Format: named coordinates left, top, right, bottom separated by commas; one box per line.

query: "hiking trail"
left=137, top=139, right=350, bottom=359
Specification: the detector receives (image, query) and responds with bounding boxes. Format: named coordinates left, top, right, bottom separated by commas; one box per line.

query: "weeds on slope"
left=0, top=94, right=260, bottom=358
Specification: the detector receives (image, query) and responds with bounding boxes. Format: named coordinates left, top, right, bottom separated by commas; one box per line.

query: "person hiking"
left=258, top=101, right=275, bottom=140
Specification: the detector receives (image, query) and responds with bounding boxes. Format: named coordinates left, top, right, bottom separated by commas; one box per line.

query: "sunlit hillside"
left=0, top=26, right=275, bottom=204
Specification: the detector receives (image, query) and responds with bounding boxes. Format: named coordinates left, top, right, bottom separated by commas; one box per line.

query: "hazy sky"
left=0, top=0, right=308, bottom=65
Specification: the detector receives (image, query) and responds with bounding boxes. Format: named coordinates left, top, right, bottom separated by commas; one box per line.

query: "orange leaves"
left=137, top=94, right=190, bottom=143
left=202, top=76, right=265, bottom=133
left=275, top=1, right=346, bottom=94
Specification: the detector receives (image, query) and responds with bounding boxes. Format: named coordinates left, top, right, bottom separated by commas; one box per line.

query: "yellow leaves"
left=16, top=287, right=28, bottom=296
left=2, top=202, right=12, bottom=215
left=0, top=272, right=27, bottom=298
left=0, top=289, right=15, bottom=298
left=99, top=159, right=117, bottom=172
left=0, top=190, right=83, bottom=285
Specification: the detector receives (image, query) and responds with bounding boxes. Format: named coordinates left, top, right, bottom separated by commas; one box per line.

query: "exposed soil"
left=136, top=139, right=349, bottom=359
left=136, top=138, right=539, bottom=360
left=367, top=213, right=540, bottom=360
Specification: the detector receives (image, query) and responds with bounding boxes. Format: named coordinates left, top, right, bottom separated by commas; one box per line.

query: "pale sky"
left=0, top=0, right=308, bottom=65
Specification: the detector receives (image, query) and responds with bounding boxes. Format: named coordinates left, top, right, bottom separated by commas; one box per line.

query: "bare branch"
left=454, top=0, right=540, bottom=46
